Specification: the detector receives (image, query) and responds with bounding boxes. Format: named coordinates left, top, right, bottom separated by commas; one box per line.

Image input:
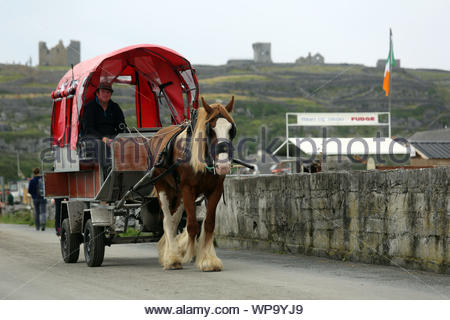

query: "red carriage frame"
left=50, top=44, right=199, bottom=151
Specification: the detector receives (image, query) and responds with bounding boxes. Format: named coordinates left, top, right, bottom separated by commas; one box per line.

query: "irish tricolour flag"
left=382, top=29, right=395, bottom=96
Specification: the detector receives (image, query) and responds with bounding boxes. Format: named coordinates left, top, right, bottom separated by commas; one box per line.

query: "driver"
left=82, top=81, right=126, bottom=143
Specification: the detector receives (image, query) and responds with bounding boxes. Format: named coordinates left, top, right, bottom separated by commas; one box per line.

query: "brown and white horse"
left=149, top=96, right=235, bottom=271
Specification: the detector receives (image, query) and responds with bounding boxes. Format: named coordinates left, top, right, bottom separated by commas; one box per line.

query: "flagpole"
left=388, top=28, right=392, bottom=138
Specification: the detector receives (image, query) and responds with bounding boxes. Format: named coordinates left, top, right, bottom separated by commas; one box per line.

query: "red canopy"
left=50, top=44, right=199, bottom=149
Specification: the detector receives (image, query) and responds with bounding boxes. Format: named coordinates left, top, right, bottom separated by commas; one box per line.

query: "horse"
left=148, top=96, right=235, bottom=271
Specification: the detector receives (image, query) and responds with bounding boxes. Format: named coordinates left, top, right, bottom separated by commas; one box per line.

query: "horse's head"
left=200, top=97, right=235, bottom=175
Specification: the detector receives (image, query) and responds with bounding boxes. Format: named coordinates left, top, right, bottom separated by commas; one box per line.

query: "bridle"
left=189, top=108, right=236, bottom=174
left=207, top=114, right=236, bottom=165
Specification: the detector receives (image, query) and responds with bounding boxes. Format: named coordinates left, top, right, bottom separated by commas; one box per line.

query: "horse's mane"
left=190, top=104, right=234, bottom=173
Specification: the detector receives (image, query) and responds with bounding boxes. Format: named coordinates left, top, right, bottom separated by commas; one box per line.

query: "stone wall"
left=215, top=168, right=449, bottom=273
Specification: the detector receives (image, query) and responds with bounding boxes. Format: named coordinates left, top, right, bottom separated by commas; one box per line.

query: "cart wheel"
left=83, top=219, right=105, bottom=267
left=60, top=218, right=80, bottom=263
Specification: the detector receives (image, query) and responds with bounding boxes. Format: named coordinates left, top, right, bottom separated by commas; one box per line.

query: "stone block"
left=310, top=197, right=329, bottom=210
left=446, top=237, right=450, bottom=264
left=415, top=236, right=444, bottom=264
left=348, top=216, right=360, bottom=232
left=300, top=197, right=312, bottom=210
left=304, top=225, right=313, bottom=249
left=388, top=234, right=413, bottom=257
left=330, top=191, right=346, bottom=211
left=414, top=213, right=444, bottom=237
left=312, top=230, right=330, bottom=250
left=347, top=192, right=359, bottom=219
left=348, top=231, right=361, bottom=253
left=366, top=218, right=385, bottom=233
left=329, top=218, right=344, bottom=229
left=429, top=196, right=447, bottom=217
left=286, top=222, right=306, bottom=246
left=359, top=232, right=384, bottom=256
left=407, top=170, right=427, bottom=190
left=291, top=174, right=311, bottom=192
left=348, top=172, right=360, bottom=192
left=313, top=217, right=330, bottom=230
left=388, top=171, right=409, bottom=193
left=361, top=171, right=381, bottom=192
left=408, top=192, right=427, bottom=215
left=386, top=194, right=410, bottom=235
left=329, top=227, right=345, bottom=250
left=386, top=216, right=409, bottom=235
left=256, top=216, right=270, bottom=239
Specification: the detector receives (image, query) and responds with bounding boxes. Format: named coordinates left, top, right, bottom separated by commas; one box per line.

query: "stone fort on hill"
left=38, top=40, right=80, bottom=66
left=228, top=42, right=399, bottom=68
left=228, top=42, right=327, bottom=66
left=36, top=40, right=398, bottom=68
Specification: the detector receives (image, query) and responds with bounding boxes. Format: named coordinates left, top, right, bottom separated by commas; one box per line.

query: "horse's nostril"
left=215, top=165, right=231, bottom=175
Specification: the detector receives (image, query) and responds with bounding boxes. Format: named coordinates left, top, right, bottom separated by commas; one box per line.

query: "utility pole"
left=388, top=29, right=392, bottom=137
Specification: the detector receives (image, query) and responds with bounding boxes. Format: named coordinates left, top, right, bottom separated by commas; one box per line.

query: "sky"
left=1, top=0, right=449, bottom=70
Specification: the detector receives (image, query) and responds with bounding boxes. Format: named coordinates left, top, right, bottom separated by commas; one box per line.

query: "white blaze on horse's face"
left=213, top=118, right=232, bottom=175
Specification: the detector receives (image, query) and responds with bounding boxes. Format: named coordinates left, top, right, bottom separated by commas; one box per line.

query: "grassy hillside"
left=0, top=62, right=449, bottom=180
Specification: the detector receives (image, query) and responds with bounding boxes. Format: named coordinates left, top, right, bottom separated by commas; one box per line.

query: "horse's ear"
left=225, top=96, right=234, bottom=113
left=201, top=97, right=213, bottom=113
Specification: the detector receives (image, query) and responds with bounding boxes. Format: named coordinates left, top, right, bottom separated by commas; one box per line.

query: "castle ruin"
left=295, top=52, right=325, bottom=65
left=39, top=40, right=80, bottom=66
left=252, top=42, right=272, bottom=64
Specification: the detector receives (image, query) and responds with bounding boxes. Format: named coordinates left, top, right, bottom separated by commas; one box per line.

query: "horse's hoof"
left=164, top=262, right=183, bottom=270
left=197, top=256, right=223, bottom=272
left=201, top=265, right=223, bottom=272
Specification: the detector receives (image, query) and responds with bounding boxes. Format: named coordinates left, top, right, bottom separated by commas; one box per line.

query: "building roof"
left=408, top=128, right=450, bottom=159
left=409, top=142, right=450, bottom=159
left=408, top=128, right=450, bottom=142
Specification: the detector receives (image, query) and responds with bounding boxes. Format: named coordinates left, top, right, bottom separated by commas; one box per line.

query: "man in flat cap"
left=82, top=81, right=126, bottom=143
left=80, top=82, right=126, bottom=179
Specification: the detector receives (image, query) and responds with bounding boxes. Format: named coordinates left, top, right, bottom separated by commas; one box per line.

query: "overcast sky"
left=1, top=0, right=449, bottom=70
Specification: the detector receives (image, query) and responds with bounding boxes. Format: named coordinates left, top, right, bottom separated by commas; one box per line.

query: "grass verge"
left=0, top=208, right=55, bottom=228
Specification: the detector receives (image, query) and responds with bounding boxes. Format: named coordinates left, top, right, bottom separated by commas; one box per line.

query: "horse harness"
left=201, top=110, right=236, bottom=172
left=133, top=109, right=236, bottom=195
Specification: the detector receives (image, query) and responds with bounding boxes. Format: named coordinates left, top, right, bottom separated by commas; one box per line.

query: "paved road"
left=0, top=223, right=449, bottom=299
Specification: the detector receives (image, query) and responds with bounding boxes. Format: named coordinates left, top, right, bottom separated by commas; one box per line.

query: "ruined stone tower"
left=67, top=41, right=81, bottom=66
left=252, top=42, right=272, bottom=64
left=39, top=40, right=80, bottom=66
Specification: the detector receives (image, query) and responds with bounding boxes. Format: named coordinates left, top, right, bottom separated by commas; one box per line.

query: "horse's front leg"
left=196, top=186, right=224, bottom=272
left=177, top=185, right=198, bottom=264
left=157, top=190, right=184, bottom=270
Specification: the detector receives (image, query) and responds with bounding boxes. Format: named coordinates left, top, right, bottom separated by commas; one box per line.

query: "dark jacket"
left=7, top=193, right=14, bottom=205
left=81, top=98, right=126, bottom=139
left=28, top=176, right=43, bottom=200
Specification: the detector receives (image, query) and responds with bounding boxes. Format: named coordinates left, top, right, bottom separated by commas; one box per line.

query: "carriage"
left=44, top=45, right=202, bottom=267
left=45, top=44, right=253, bottom=270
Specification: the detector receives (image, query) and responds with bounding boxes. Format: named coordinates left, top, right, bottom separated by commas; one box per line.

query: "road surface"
left=0, top=223, right=449, bottom=299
